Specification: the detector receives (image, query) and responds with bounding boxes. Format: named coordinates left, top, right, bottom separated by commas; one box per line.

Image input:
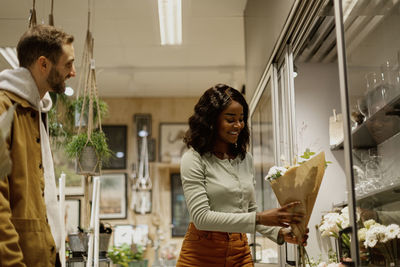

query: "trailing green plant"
left=48, top=93, right=109, bottom=147
left=67, top=96, right=108, bottom=127
left=65, top=131, right=112, bottom=161
left=108, top=243, right=144, bottom=267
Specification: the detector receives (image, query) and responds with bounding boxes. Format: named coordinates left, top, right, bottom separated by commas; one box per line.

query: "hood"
left=0, top=67, right=52, bottom=112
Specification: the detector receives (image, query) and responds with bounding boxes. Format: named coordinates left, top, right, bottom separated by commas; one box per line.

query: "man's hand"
left=256, top=201, right=304, bottom=227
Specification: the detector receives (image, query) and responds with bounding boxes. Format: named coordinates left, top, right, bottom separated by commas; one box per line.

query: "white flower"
left=317, top=262, right=328, bottom=267
left=358, top=228, right=367, bottom=242
left=265, top=166, right=288, bottom=181
left=327, top=263, right=341, bottom=267
left=364, top=233, right=378, bottom=248
left=386, top=224, right=400, bottom=240
left=364, top=219, right=377, bottom=229
left=371, top=224, right=389, bottom=242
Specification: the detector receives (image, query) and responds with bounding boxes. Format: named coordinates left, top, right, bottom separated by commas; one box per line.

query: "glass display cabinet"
left=333, top=0, right=400, bottom=265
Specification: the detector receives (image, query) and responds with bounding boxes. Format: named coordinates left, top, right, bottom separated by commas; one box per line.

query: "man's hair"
left=17, top=24, right=74, bottom=68
left=184, top=84, right=250, bottom=160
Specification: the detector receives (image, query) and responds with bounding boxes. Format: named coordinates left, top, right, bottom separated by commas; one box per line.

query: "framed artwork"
left=170, top=173, right=190, bottom=237
left=99, top=173, right=127, bottom=219
left=133, top=224, right=149, bottom=247
left=102, top=125, right=127, bottom=169
left=137, top=137, right=156, bottom=162
left=65, top=198, right=81, bottom=233
left=159, top=123, right=188, bottom=163
left=113, top=224, right=135, bottom=246
left=134, top=113, right=152, bottom=137
left=52, top=144, right=85, bottom=195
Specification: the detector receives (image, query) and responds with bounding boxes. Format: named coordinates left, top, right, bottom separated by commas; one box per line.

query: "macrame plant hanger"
left=48, top=0, right=54, bottom=26
left=28, top=0, right=37, bottom=28
left=75, top=0, right=103, bottom=227
left=135, top=127, right=152, bottom=214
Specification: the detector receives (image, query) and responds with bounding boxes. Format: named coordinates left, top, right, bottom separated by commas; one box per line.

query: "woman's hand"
left=279, top=227, right=309, bottom=246
left=256, top=201, right=304, bottom=227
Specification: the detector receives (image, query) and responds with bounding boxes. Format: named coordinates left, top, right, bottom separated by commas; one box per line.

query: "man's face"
left=47, top=43, right=76, bottom=94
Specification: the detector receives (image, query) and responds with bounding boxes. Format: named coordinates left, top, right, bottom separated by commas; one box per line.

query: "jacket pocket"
left=11, top=218, right=46, bottom=266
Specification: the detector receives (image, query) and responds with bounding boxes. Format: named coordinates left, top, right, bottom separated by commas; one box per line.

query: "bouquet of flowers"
left=265, top=150, right=327, bottom=266
left=265, top=150, right=326, bottom=244
left=0, top=104, right=16, bottom=179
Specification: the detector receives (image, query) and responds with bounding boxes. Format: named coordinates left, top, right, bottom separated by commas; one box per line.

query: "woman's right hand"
left=256, top=201, right=304, bottom=227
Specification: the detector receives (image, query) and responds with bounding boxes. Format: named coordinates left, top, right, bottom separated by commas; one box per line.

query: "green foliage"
left=299, top=148, right=332, bottom=168
left=268, top=172, right=282, bottom=181
left=65, top=131, right=112, bottom=161
left=48, top=94, right=109, bottom=147
left=108, top=244, right=144, bottom=267
left=67, top=96, right=108, bottom=127
left=300, top=148, right=316, bottom=160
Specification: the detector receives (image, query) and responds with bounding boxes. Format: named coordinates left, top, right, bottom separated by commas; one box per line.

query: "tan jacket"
left=0, top=90, right=56, bottom=267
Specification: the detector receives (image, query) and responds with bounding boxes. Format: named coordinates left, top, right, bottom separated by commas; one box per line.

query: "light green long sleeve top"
left=180, top=147, right=282, bottom=243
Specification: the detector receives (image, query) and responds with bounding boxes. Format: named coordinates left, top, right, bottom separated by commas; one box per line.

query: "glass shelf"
left=331, top=92, right=400, bottom=150
left=333, top=181, right=400, bottom=209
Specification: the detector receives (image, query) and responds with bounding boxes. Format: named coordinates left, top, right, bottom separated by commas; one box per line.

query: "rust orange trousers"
left=176, top=223, right=254, bottom=267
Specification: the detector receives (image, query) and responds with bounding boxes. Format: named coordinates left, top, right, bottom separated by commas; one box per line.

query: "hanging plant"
left=67, top=24, right=111, bottom=175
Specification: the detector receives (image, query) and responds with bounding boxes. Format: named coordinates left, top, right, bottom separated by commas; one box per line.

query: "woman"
left=177, top=84, right=307, bottom=267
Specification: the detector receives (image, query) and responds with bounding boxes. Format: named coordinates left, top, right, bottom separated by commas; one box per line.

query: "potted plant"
left=108, top=243, right=148, bottom=267
left=65, top=131, right=112, bottom=176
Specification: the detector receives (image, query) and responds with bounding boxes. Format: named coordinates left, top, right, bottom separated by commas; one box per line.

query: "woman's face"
left=215, top=100, right=245, bottom=145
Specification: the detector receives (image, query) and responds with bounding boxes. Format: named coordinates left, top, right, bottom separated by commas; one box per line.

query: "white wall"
left=293, top=62, right=347, bottom=260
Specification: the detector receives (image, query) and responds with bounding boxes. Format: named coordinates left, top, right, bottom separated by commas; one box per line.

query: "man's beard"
left=47, top=66, right=66, bottom=94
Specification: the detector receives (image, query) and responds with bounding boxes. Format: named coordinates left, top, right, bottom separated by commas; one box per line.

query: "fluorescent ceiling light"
left=158, top=0, right=182, bottom=45
left=0, top=47, right=19, bottom=69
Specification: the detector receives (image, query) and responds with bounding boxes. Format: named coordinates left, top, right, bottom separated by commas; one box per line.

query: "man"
left=0, top=24, right=76, bottom=266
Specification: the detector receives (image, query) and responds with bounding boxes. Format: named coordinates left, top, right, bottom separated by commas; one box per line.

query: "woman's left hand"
left=279, top=228, right=309, bottom=246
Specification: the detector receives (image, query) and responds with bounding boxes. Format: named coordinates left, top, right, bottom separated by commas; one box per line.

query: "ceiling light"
left=0, top=47, right=19, bottom=69
left=65, top=86, right=74, bottom=96
left=157, top=0, right=182, bottom=45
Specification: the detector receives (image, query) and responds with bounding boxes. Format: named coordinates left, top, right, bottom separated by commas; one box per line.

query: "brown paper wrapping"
left=269, top=152, right=326, bottom=244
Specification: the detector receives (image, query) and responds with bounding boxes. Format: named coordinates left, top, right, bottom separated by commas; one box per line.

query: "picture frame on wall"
left=102, top=125, right=127, bottom=170
left=65, top=198, right=81, bottom=233
left=170, top=173, right=190, bottom=237
left=99, top=173, right=127, bottom=219
left=134, top=113, right=152, bottom=137
left=113, top=224, right=135, bottom=246
left=159, top=123, right=188, bottom=163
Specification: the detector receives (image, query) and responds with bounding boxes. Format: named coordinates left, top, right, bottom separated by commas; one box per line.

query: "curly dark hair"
left=184, top=84, right=250, bottom=159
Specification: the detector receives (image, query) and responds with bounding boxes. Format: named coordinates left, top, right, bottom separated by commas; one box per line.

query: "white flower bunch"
left=359, top=219, right=400, bottom=248
left=264, top=166, right=288, bottom=182
left=319, top=207, right=352, bottom=237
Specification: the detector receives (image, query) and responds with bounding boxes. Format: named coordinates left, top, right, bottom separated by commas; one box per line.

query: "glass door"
left=250, top=67, right=280, bottom=265
left=334, top=0, right=400, bottom=265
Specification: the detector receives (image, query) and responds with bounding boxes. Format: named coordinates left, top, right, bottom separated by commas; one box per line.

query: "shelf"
left=333, top=182, right=400, bottom=208
left=357, top=182, right=400, bottom=208
left=330, top=93, right=400, bottom=150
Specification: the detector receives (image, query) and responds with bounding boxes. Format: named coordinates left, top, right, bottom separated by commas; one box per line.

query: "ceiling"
left=0, top=0, right=247, bottom=97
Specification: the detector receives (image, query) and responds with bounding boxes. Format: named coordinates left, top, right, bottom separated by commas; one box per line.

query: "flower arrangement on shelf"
left=358, top=219, right=400, bottom=266
left=318, top=207, right=353, bottom=250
